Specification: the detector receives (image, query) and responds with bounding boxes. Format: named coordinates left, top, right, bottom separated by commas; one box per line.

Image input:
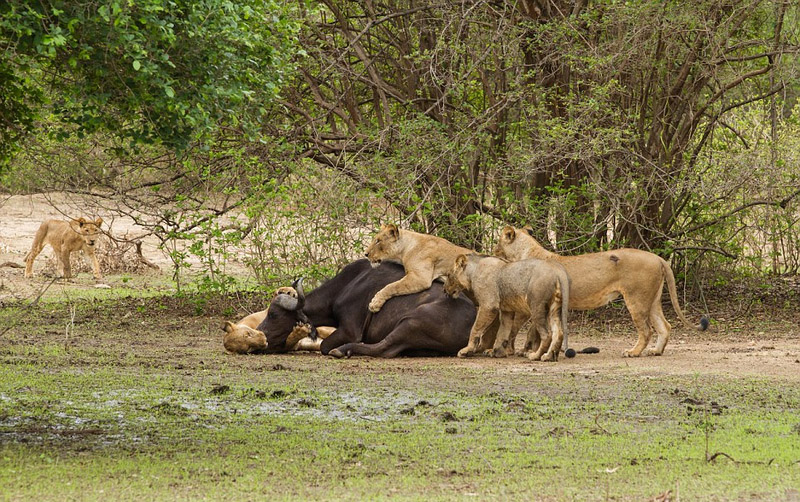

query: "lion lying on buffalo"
left=494, top=225, right=709, bottom=357
left=24, top=217, right=104, bottom=280
left=444, top=254, right=570, bottom=361
left=255, top=259, right=475, bottom=358
left=364, top=224, right=473, bottom=313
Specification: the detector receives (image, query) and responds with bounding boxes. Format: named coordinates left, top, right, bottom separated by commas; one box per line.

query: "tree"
left=273, top=0, right=799, bottom=255
left=0, top=0, right=301, bottom=168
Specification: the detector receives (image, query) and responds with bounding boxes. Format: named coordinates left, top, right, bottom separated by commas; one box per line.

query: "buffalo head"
left=259, top=278, right=317, bottom=352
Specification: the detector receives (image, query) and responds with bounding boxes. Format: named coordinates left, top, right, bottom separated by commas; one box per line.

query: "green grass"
left=0, top=295, right=799, bottom=501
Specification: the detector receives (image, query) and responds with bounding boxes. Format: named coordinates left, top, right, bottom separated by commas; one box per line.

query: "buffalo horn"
left=291, top=277, right=306, bottom=310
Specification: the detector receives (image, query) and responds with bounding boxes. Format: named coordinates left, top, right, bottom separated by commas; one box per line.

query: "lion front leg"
left=494, top=312, right=527, bottom=357
left=59, top=250, right=73, bottom=279
left=368, top=270, right=433, bottom=312
left=84, top=249, right=103, bottom=280
left=458, top=307, right=498, bottom=358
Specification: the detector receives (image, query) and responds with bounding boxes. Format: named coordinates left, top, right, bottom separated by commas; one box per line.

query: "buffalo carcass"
left=256, top=259, right=475, bottom=358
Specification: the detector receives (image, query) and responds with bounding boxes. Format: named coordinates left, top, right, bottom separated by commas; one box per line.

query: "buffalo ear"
left=384, top=223, right=399, bottom=240
left=522, top=225, right=534, bottom=237
left=501, top=225, right=516, bottom=243
left=222, top=321, right=235, bottom=333
left=455, top=254, right=467, bottom=269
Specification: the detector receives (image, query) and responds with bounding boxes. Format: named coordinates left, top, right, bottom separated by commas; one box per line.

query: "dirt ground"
left=1, top=192, right=799, bottom=382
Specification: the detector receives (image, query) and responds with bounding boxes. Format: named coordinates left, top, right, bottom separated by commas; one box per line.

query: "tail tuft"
left=579, top=347, right=600, bottom=354
left=699, top=316, right=710, bottom=331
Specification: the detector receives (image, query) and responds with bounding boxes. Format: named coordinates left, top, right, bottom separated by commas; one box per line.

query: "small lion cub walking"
left=443, top=254, right=570, bottom=361
left=24, top=217, right=104, bottom=280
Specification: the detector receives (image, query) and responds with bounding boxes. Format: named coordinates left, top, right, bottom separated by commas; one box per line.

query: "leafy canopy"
left=0, top=0, right=301, bottom=165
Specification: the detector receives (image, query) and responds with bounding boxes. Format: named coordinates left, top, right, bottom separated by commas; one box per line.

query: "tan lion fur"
left=222, top=310, right=269, bottom=354
left=24, top=217, right=104, bottom=280
left=494, top=225, right=701, bottom=357
left=364, top=224, right=473, bottom=312
left=444, top=254, right=570, bottom=361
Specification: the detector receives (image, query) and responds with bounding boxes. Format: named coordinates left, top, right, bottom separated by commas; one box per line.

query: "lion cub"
left=24, top=217, right=104, bottom=280
left=443, top=254, right=570, bottom=361
left=364, top=224, right=472, bottom=312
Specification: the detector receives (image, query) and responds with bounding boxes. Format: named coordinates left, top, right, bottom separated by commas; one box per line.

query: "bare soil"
left=1, top=192, right=799, bottom=382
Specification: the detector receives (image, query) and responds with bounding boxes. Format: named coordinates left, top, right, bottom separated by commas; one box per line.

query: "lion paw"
left=622, top=350, right=642, bottom=358
left=643, top=349, right=663, bottom=357
left=490, top=348, right=507, bottom=358
left=457, top=347, right=473, bottom=358
left=368, top=298, right=383, bottom=313
left=526, top=352, right=543, bottom=361
left=541, top=352, right=557, bottom=362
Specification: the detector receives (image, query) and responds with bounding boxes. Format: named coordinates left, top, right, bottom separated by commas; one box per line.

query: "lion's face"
left=70, top=217, right=103, bottom=249
left=365, top=224, right=401, bottom=267
left=443, top=254, right=469, bottom=298
left=222, top=322, right=268, bottom=354
left=493, top=225, right=529, bottom=261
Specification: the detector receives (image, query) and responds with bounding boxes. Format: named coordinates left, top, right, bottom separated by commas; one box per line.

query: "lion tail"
left=661, top=259, right=709, bottom=331
left=559, top=271, right=570, bottom=352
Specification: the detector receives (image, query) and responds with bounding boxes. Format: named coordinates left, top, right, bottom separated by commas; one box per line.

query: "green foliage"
left=0, top=0, right=301, bottom=167
left=245, top=161, right=378, bottom=288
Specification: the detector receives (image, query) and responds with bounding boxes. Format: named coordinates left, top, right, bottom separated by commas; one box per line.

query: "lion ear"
left=502, top=225, right=516, bottom=243
left=385, top=223, right=399, bottom=240
left=522, top=225, right=534, bottom=237
left=222, top=321, right=234, bottom=333
left=75, top=217, right=87, bottom=227
left=95, top=217, right=103, bottom=226
left=455, top=254, right=467, bottom=269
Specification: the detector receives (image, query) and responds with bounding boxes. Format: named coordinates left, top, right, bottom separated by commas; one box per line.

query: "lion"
left=493, top=225, right=709, bottom=357
left=24, top=217, right=104, bottom=280
left=443, top=254, right=570, bottom=361
left=222, top=286, right=334, bottom=354
left=364, top=224, right=473, bottom=312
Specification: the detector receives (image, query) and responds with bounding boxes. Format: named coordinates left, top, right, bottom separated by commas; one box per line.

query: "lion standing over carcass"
left=494, top=225, right=708, bottom=357
left=443, top=254, right=570, bottom=361
left=24, top=217, right=104, bottom=280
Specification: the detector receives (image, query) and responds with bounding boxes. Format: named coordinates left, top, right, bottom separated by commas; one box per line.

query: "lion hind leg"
left=24, top=231, right=48, bottom=278
left=644, top=297, right=671, bottom=356
left=525, top=309, right=550, bottom=361
left=542, top=294, right=564, bottom=362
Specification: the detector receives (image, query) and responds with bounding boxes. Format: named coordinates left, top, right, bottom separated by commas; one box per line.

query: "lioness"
left=364, top=224, right=472, bottom=312
left=24, top=217, right=104, bottom=280
left=494, top=225, right=708, bottom=357
left=223, top=286, right=334, bottom=354
left=444, top=254, right=570, bottom=361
